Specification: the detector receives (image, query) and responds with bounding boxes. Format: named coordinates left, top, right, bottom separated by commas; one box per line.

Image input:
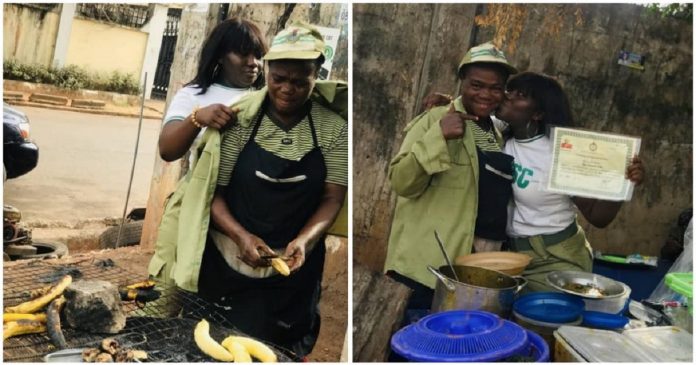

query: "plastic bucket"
left=512, top=310, right=581, bottom=358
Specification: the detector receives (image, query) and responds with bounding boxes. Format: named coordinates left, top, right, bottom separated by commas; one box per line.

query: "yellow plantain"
left=221, top=337, right=253, bottom=363
left=3, top=313, right=47, bottom=323
left=194, top=319, right=235, bottom=362
left=23, top=285, right=52, bottom=300
left=125, top=279, right=156, bottom=290
left=5, top=275, right=72, bottom=314
left=224, top=336, right=277, bottom=363
left=3, top=319, right=47, bottom=341
left=270, top=258, right=290, bottom=276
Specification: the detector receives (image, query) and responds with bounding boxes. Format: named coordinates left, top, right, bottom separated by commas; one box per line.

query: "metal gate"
left=151, top=8, right=182, bottom=100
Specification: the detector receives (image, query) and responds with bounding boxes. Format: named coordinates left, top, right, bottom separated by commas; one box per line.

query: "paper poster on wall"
left=315, top=25, right=341, bottom=80
left=618, top=50, right=645, bottom=70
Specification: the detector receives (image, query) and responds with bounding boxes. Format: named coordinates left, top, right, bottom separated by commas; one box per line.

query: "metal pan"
left=44, top=348, right=85, bottom=362
left=546, top=271, right=626, bottom=299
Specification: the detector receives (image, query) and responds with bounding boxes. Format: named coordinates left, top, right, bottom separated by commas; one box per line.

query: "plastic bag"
left=649, top=218, right=693, bottom=303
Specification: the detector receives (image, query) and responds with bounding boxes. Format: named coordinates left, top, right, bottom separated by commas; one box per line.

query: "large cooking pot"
left=428, top=265, right=527, bottom=318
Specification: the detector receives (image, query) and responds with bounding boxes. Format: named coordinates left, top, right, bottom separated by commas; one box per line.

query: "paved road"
left=4, top=106, right=163, bottom=223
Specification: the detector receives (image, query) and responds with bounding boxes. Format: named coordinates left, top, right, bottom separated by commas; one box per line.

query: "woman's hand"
left=284, top=239, right=307, bottom=272
left=422, top=92, right=453, bottom=112
left=236, top=233, right=275, bottom=268
left=626, top=155, right=644, bottom=185
left=196, top=104, right=240, bottom=130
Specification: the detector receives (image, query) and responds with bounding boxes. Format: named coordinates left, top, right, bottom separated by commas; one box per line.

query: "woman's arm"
left=572, top=197, right=622, bottom=228
left=159, top=104, right=239, bottom=161
left=284, top=183, right=347, bottom=271
left=210, top=187, right=274, bottom=268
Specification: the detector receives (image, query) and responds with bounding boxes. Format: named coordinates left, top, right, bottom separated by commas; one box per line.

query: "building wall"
left=3, top=4, right=61, bottom=67
left=227, top=3, right=348, bottom=81
left=64, top=18, right=147, bottom=77
left=353, top=3, right=693, bottom=270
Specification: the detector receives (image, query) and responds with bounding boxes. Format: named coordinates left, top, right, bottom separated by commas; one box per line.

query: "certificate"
left=547, top=127, right=641, bottom=201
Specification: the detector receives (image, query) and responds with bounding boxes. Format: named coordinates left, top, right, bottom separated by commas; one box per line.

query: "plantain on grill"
left=46, top=296, right=67, bottom=349
left=194, top=319, right=235, bottom=361
left=221, top=337, right=253, bottom=363
left=3, top=312, right=47, bottom=323
left=3, top=319, right=47, bottom=341
left=223, top=335, right=278, bottom=362
left=4, top=275, right=72, bottom=314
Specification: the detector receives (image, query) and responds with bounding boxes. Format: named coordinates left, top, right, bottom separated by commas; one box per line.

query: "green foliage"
left=105, top=71, right=141, bottom=95
left=3, top=59, right=141, bottom=95
left=647, top=3, right=692, bottom=21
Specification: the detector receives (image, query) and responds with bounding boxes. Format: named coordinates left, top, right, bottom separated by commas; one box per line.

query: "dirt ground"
left=6, top=230, right=347, bottom=362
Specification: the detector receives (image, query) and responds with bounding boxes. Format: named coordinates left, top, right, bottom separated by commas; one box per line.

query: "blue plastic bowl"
left=520, top=330, right=550, bottom=362
left=390, top=310, right=529, bottom=362
left=513, top=292, right=585, bottom=324
left=581, top=310, right=629, bottom=329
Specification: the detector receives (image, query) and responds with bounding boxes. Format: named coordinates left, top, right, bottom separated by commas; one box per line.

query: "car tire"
left=15, top=242, right=69, bottom=260
left=99, top=221, right=144, bottom=249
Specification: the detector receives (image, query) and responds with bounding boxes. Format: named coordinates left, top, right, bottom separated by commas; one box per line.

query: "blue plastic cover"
left=581, top=311, right=629, bottom=329
left=390, top=310, right=529, bottom=362
left=513, top=292, right=585, bottom=323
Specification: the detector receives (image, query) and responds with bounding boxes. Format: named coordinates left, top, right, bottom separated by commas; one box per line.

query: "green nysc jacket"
left=383, top=96, right=503, bottom=289
left=148, top=81, right=348, bottom=292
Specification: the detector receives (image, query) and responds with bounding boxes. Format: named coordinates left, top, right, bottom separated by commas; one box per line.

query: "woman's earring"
left=213, top=63, right=220, bottom=77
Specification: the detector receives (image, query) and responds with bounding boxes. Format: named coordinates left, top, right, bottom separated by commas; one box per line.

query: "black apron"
left=198, top=100, right=327, bottom=357
left=474, top=147, right=514, bottom=242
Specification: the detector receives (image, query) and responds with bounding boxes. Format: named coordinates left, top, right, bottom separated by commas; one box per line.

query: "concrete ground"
left=4, top=105, right=162, bottom=252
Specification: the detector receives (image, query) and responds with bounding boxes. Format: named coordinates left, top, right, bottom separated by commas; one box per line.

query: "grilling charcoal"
left=63, top=280, right=126, bottom=334
left=38, top=266, right=83, bottom=283
left=94, top=259, right=115, bottom=270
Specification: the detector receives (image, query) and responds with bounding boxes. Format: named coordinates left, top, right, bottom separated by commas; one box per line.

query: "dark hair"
left=458, top=62, right=511, bottom=81
left=506, top=71, right=573, bottom=132
left=187, top=17, right=268, bottom=94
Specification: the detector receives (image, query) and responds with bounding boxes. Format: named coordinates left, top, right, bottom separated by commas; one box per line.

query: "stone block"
left=63, top=280, right=126, bottom=334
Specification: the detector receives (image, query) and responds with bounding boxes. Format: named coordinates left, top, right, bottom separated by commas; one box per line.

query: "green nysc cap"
left=263, top=21, right=325, bottom=61
left=458, top=41, right=518, bottom=75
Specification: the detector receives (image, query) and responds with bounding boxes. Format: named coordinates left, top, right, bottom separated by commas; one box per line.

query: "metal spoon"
left=434, top=230, right=460, bottom=282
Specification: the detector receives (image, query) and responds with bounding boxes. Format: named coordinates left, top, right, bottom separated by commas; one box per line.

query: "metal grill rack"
left=3, top=258, right=297, bottom=362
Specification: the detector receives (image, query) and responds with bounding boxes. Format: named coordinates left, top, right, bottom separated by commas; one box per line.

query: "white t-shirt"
left=164, top=83, right=251, bottom=124
left=164, top=83, right=252, bottom=164
left=504, top=134, right=576, bottom=237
